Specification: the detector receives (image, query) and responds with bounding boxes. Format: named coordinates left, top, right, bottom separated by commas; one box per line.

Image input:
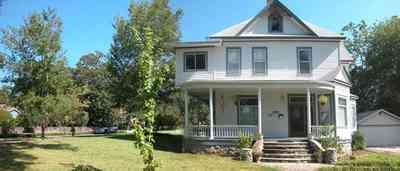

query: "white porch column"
left=257, top=88, right=262, bottom=135
left=315, top=92, right=319, bottom=126
left=184, top=89, right=189, bottom=137
left=209, top=88, right=214, bottom=140
left=307, top=88, right=312, bottom=137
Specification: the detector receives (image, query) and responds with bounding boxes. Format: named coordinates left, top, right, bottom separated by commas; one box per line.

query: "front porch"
left=183, top=83, right=337, bottom=140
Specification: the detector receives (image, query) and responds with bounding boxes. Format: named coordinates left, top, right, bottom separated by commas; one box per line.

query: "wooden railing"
left=311, top=125, right=335, bottom=139
left=188, top=125, right=257, bottom=138
left=214, top=125, right=257, bottom=138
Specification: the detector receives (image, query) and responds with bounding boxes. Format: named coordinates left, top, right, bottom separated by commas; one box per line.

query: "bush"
left=0, top=110, right=16, bottom=136
left=352, top=131, right=367, bottom=150
left=237, top=133, right=253, bottom=149
left=154, top=113, right=181, bottom=131
left=320, top=136, right=343, bottom=153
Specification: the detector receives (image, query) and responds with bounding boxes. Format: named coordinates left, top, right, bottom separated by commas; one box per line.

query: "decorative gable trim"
left=235, top=0, right=318, bottom=37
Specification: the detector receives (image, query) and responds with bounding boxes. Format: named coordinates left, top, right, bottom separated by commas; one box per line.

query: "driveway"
left=367, top=146, right=400, bottom=154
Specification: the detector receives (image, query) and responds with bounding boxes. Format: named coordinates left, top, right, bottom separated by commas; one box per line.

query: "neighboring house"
left=0, top=104, right=20, bottom=118
left=358, top=109, right=400, bottom=147
left=172, top=0, right=357, bottom=160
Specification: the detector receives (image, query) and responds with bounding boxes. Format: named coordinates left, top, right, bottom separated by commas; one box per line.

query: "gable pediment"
left=241, top=5, right=313, bottom=36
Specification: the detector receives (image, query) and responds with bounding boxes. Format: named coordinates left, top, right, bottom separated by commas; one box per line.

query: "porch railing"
left=188, top=125, right=257, bottom=138
left=311, top=125, right=335, bottom=139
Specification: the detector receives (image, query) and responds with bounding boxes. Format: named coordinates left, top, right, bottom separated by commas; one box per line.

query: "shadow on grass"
left=0, top=141, right=78, bottom=171
left=108, top=132, right=183, bottom=153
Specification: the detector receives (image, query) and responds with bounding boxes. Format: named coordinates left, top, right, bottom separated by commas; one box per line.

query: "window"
left=226, top=47, right=241, bottom=75
left=352, top=105, right=357, bottom=128
left=184, top=52, right=207, bottom=72
left=297, top=47, right=312, bottom=74
left=337, top=97, right=347, bottom=128
left=252, top=47, right=268, bottom=74
left=268, top=13, right=283, bottom=32
left=238, top=97, right=258, bottom=125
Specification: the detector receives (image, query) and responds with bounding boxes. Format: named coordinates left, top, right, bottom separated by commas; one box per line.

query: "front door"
left=288, top=95, right=308, bottom=137
left=238, top=97, right=258, bottom=125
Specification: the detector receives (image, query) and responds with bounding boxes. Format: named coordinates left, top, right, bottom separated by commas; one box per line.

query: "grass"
left=320, top=150, right=400, bottom=171
left=0, top=131, right=275, bottom=171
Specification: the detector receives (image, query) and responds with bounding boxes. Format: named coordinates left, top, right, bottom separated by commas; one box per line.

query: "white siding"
left=242, top=11, right=311, bottom=36
left=334, top=83, right=356, bottom=141
left=176, top=41, right=340, bottom=85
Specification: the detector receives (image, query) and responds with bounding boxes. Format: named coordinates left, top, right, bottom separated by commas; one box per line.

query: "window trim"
left=352, top=104, right=357, bottom=128
left=297, top=47, right=313, bottom=74
left=337, top=97, right=348, bottom=128
left=268, top=13, right=283, bottom=33
left=226, top=47, right=242, bottom=76
left=183, top=51, right=208, bottom=72
left=252, top=47, right=268, bottom=75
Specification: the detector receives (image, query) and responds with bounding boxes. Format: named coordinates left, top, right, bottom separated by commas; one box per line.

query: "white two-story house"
left=173, top=0, right=357, bottom=156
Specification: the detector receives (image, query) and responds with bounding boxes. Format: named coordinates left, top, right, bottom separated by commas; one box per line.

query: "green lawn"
left=0, top=132, right=275, bottom=171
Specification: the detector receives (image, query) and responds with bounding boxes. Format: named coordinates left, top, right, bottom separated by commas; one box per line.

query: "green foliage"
left=0, top=109, right=16, bottom=135
left=74, top=52, right=114, bottom=128
left=320, top=136, right=343, bottom=154
left=253, top=133, right=263, bottom=140
left=237, top=133, right=253, bottom=149
left=320, top=159, right=400, bottom=171
left=343, top=17, right=400, bottom=114
left=352, top=131, right=367, bottom=150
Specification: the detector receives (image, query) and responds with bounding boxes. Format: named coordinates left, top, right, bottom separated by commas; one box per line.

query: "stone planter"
left=239, top=148, right=252, bottom=162
left=325, top=148, right=337, bottom=164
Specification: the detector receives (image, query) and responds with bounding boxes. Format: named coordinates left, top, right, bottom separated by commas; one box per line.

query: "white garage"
left=358, top=109, right=400, bottom=147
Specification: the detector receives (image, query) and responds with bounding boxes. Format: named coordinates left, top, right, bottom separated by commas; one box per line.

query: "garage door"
left=359, top=126, right=400, bottom=147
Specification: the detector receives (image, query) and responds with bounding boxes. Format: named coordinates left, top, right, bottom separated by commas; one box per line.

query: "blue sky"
left=0, top=0, right=399, bottom=67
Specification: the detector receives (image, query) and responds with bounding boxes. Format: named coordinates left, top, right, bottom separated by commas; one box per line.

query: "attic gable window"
left=268, top=13, right=283, bottom=33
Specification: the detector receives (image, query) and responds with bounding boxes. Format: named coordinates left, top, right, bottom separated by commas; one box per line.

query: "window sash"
left=226, top=48, right=241, bottom=75
left=297, top=47, right=312, bottom=74
left=268, top=14, right=283, bottom=33
left=252, top=47, right=268, bottom=74
left=184, top=52, right=208, bottom=72
left=337, top=97, right=348, bottom=128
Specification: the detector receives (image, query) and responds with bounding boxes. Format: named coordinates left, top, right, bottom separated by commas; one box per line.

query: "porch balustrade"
left=188, top=125, right=257, bottom=138
left=310, top=125, right=335, bottom=139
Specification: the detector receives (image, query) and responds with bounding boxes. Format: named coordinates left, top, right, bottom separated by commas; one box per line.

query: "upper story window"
left=268, top=13, right=283, bottom=33
left=226, top=47, right=241, bottom=75
left=252, top=47, right=268, bottom=74
left=184, top=52, right=207, bottom=72
left=297, top=47, right=312, bottom=74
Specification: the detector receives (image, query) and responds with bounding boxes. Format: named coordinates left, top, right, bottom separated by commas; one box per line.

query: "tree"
left=0, top=8, right=74, bottom=138
left=74, top=51, right=114, bottom=128
left=109, top=0, right=182, bottom=170
left=343, top=17, right=400, bottom=114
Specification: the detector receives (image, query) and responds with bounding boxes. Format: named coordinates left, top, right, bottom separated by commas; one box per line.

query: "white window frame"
left=252, top=47, right=268, bottom=74
left=268, top=13, right=283, bottom=33
left=183, top=52, right=208, bottom=72
left=297, top=47, right=312, bottom=74
left=226, top=47, right=241, bottom=75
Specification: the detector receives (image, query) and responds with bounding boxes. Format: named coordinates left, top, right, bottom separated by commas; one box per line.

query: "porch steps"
left=261, top=139, right=314, bottom=163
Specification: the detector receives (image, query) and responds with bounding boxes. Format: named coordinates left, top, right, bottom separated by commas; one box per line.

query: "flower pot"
left=239, top=148, right=252, bottom=162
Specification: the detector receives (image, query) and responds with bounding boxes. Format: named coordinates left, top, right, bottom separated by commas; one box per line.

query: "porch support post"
left=257, top=88, right=262, bottom=135
left=184, top=89, right=189, bottom=137
left=315, top=92, right=319, bottom=126
left=307, top=88, right=312, bottom=138
left=209, top=88, right=214, bottom=140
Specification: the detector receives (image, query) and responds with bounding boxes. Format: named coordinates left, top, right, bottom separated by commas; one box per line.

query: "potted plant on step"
left=252, top=133, right=264, bottom=163
left=237, top=133, right=253, bottom=162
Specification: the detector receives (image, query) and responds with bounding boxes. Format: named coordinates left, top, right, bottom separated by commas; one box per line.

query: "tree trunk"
left=41, top=124, right=45, bottom=139
left=71, top=126, right=76, bottom=136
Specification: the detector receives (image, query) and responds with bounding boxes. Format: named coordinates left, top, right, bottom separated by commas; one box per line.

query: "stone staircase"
left=261, top=139, right=314, bottom=163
